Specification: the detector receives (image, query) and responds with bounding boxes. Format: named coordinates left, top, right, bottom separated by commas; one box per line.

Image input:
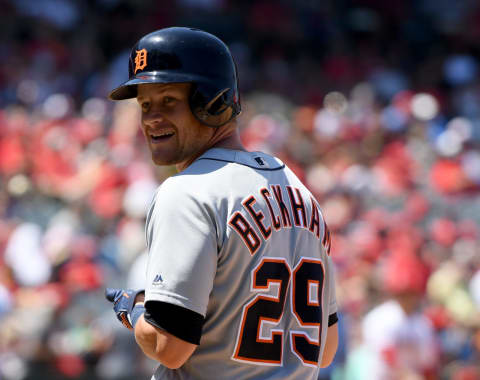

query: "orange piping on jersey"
left=242, top=195, right=272, bottom=240
left=290, top=257, right=325, bottom=366
left=260, top=188, right=281, bottom=231
left=286, top=186, right=308, bottom=228
left=308, top=197, right=321, bottom=239
left=255, top=288, right=284, bottom=346
left=290, top=331, right=321, bottom=367
left=228, top=211, right=261, bottom=255
left=291, top=258, right=325, bottom=328
left=270, top=185, right=292, bottom=228
left=233, top=258, right=291, bottom=365
left=322, top=220, right=332, bottom=255
left=307, top=280, right=320, bottom=307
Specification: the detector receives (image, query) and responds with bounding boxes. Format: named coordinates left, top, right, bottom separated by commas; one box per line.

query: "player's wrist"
left=135, top=292, right=145, bottom=304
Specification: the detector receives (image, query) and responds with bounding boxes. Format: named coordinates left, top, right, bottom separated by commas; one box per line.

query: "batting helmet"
left=109, top=27, right=241, bottom=127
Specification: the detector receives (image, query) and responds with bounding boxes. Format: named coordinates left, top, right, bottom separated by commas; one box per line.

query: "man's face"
left=137, top=83, right=214, bottom=167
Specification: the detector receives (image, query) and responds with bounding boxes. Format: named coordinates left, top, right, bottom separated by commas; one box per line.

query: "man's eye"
left=163, top=96, right=176, bottom=105
left=141, top=102, right=150, bottom=111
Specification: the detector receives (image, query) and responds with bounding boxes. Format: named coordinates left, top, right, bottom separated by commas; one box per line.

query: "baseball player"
left=105, top=27, right=338, bottom=380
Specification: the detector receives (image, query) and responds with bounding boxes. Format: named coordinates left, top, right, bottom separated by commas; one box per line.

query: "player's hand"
left=105, top=288, right=145, bottom=330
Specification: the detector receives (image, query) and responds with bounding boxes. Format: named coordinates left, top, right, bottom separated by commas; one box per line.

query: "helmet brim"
left=108, top=72, right=208, bottom=100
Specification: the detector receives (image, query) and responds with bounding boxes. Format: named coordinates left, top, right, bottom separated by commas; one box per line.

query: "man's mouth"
left=150, top=130, right=175, bottom=142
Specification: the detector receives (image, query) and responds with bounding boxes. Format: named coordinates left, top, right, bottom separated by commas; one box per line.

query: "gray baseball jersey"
left=144, top=148, right=337, bottom=380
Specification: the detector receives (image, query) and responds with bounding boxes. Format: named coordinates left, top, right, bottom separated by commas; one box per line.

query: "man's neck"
left=211, top=130, right=246, bottom=151
left=176, top=127, right=246, bottom=172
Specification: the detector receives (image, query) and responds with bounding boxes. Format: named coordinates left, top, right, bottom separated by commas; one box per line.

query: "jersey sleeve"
left=326, top=254, right=338, bottom=326
left=144, top=178, right=218, bottom=318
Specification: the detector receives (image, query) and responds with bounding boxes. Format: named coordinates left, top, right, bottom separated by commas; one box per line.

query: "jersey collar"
left=196, top=148, right=285, bottom=170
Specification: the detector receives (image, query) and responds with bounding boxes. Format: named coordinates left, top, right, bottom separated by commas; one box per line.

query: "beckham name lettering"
left=228, top=185, right=331, bottom=256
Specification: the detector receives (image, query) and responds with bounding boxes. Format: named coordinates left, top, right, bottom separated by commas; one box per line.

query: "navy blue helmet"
left=109, top=27, right=241, bottom=127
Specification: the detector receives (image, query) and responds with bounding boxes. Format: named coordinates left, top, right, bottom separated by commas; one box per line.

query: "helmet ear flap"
left=190, top=83, right=241, bottom=127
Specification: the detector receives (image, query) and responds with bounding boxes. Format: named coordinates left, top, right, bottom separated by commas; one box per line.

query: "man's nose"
left=143, top=109, right=166, bottom=126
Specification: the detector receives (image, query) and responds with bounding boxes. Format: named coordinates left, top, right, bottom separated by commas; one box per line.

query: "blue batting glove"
left=105, top=288, right=145, bottom=330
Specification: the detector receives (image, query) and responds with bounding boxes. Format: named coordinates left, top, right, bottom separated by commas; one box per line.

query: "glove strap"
left=130, top=304, right=146, bottom=328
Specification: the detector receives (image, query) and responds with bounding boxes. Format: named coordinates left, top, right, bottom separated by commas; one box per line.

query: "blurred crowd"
left=1, top=0, right=480, bottom=379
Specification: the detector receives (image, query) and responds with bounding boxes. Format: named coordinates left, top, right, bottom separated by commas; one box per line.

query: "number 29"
left=233, top=257, right=325, bottom=367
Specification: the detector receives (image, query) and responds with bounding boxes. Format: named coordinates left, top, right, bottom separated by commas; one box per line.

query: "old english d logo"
left=134, top=49, right=148, bottom=74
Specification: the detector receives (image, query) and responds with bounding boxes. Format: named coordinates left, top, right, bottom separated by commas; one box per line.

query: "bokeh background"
left=1, top=0, right=480, bottom=379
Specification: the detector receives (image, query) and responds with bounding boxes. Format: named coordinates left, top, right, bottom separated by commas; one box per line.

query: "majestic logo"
left=153, top=274, right=163, bottom=284
left=134, top=49, right=148, bottom=74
